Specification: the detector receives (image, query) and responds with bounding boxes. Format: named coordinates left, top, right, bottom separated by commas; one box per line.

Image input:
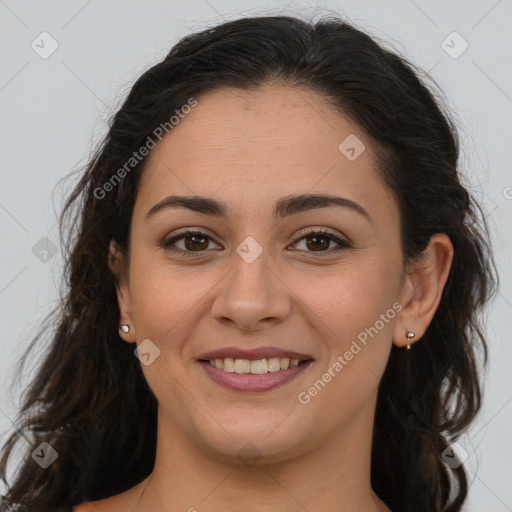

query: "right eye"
left=160, top=229, right=222, bottom=257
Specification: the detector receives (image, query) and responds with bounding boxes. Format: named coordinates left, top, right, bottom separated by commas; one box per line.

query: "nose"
left=210, top=249, right=291, bottom=332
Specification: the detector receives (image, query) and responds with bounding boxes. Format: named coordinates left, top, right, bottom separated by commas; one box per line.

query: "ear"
left=393, top=233, right=454, bottom=348
left=108, top=239, right=136, bottom=344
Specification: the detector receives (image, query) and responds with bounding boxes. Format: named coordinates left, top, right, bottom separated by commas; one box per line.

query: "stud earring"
left=120, top=325, right=130, bottom=333
left=406, top=331, right=415, bottom=350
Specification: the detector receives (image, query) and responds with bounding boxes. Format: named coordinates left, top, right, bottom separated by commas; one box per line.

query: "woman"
left=0, top=14, right=498, bottom=512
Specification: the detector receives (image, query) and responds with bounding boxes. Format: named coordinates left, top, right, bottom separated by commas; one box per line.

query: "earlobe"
left=393, top=233, right=454, bottom=349
left=108, top=239, right=136, bottom=343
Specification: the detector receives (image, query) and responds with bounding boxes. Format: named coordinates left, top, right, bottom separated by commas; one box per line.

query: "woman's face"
left=114, top=84, right=409, bottom=462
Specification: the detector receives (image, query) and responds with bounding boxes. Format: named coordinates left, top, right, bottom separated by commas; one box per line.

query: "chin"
left=193, top=414, right=311, bottom=465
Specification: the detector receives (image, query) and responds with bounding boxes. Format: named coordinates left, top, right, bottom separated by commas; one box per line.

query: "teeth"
left=234, top=359, right=251, bottom=373
left=223, top=358, right=235, bottom=372
left=207, top=357, right=305, bottom=373
left=267, top=357, right=281, bottom=372
left=250, top=359, right=267, bottom=374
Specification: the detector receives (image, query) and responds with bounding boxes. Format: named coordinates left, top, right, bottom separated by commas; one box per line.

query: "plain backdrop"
left=1, top=1, right=511, bottom=510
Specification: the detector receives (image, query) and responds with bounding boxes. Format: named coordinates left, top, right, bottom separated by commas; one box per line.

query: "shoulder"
left=68, top=497, right=124, bottom=512
left=69, top=503, right=97, bottom=512
left=61, top=477, right=149, bottom=512
left=55, top=503, right=94, bottom=512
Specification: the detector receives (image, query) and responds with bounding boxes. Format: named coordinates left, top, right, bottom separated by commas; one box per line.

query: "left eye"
left=160, top=228, right=351, bottom=257
left=292, top=228, right=351, bottom=253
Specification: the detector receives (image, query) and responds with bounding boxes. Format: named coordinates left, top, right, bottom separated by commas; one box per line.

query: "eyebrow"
left=145, top=193, right=372, bottom=223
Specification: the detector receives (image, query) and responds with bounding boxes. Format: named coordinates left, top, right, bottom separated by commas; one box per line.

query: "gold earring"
left=120, top=325, right=130, bottom=333
left=406, top=331, right=415, bottom=350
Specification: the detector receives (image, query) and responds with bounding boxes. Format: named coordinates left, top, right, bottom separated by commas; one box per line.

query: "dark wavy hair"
left=0, top=14, right=498, bottom=512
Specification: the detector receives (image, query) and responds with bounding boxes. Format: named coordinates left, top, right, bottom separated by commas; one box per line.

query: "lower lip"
left=199, top=360, right=313, bottom=392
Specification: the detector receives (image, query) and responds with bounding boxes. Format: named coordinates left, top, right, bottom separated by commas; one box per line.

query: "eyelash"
left=159, top=227, right=351, bottom=258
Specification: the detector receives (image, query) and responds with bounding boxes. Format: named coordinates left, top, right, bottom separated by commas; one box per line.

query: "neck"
left=134, top=401, right=389, bottom=512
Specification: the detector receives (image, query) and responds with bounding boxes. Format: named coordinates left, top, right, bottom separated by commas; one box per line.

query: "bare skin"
left=76, top=84, right=453, bottom=512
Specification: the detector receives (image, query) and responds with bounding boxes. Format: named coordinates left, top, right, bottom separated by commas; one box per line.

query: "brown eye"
left=160, top=227, right=351, bottom=258
left=182, top=234, right=209, bottom=251
left=305, top=233, right=331, bottom=251
left=160, top=230, right=221, bottom=256
left=292, top=228, right=351, bottom=254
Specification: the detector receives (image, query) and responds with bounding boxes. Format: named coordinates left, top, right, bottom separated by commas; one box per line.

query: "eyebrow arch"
left=145, top=193, right=372, bottom=223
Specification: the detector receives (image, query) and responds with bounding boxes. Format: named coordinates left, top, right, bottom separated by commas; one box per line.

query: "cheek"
left=288, top=263, right=399, bottom=441
left=301, top=255, right=400, bottom=337
left=127, top=254, right=209, bottom=348
left=304, top=255, right=400, bottom=389
left=295, top=279, right=396, bottom=430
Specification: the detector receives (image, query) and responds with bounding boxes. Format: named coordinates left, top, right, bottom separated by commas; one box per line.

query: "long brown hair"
left=0, top=15, right=498, bottom=512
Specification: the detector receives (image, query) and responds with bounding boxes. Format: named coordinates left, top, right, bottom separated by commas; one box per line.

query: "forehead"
left=135, top=84, right=396, bottom=223
left=146, top=84, right=372, bottom=165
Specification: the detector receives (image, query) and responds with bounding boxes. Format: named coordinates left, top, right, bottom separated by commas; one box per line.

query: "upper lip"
left=197, top=346, right=314, bottom=361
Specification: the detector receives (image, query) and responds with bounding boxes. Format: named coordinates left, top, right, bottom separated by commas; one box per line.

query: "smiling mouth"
left=199, top=357, right=313, bottom=374
left=199, top=357, right=314, bottom=392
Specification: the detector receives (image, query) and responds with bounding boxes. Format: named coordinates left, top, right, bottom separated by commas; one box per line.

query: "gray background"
left=1, top=0, right=511, bottom=509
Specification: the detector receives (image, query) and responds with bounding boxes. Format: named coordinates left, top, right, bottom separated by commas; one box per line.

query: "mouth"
left=199, top=356, right=312, bottom=374
left=196, top=348, right=314, bottom=392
